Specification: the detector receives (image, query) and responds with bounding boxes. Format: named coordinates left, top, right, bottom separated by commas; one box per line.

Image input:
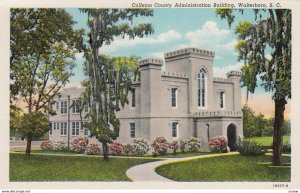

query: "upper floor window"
left=171, top=88, right=177, bottom=108
left=197, top=69, right=206, bottom=108
left=131, top=89, right=136, bottom=108
left=220, top=91, right=225, bottom=109
left=130, top=123, right=135, bottom=138
left=61, top=101, right=67, bottom=115
left=84, top=103, right=89, bottom=113
left=56, top=102, right=59, bottom=112
left=172, top=122, right=178, bottom=138
left=72, top=100, right=80, bottom=114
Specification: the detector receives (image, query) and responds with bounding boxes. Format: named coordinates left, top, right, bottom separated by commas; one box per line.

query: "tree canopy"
left=80, top=9, right=154, bottom=160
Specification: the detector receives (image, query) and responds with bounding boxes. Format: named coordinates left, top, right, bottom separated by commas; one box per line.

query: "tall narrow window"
left=56, top=102, right=59, bottom=112
left=49, top=127, right=52, bottom=135
left=61, top=101, right=67, bottom=115
left=84, top=103, right=89, bottom=112
left=197, top=69, right=206, bottom=107
left=220, top=91, right=225, bottom=109
left=172, top=122, right=178, bottom=138
left=61, top=122, right=67, bottom=136
left=72, top=100, right=80, bottom=114
left=131, top=89, right=136, bottom=108
left=171, top=88, right=177, bottom=108
left=72, top=122, right=80, bottom=136
left=130, top=123, right=135, bottom=138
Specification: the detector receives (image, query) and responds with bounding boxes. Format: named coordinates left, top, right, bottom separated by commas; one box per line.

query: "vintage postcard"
left=0, top=0, right=299, bottom=192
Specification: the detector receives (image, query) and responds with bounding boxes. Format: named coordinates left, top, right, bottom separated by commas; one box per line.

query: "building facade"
left=49, top=47, right=243, bottom=150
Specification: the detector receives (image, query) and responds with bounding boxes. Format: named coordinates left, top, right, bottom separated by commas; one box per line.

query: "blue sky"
left=65, top=8, right=290, bottom=117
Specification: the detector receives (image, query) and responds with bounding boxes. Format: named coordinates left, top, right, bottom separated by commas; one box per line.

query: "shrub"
left=187, top=137, right=201, bottom=152
left=169, top=141, right=179, bottom=154
left=132, top=138, right=150, bottom=155
left=209, top=136, right=228, bottom=153
left=40, top=140, right=54, bottom=151
left=123, top=144, right=133, bottom=156
left=152, top=137, right=169, bottom=155
left=179, top=140, right=187, bottom=153
left=85, top=142, right=101, bottom=155
left=109, top=142, right=124, bottom=155
left=237, top=140, right=266, bottom=156
left=282, top=142, right=291, bottom=153
left=71, top=136, right=89, bottom=153
left=54, top=140, right=68, bottom=152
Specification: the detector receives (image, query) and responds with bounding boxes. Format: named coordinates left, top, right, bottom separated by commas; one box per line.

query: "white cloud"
left=99, top=30, right=183, bottom=54
left=213, top=63, right=243, bottom=78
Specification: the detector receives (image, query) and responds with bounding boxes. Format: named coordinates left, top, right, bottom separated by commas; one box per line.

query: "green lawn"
left=156, top=151, right=214, bottom=158
left=246, top=135, right=290, bottom=147
left=156, top=154, right=291, bottom=181
left=10, top=153, right=159, bottom=181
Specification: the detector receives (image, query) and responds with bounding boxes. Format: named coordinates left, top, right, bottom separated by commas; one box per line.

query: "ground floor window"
left=172, top=122, right=178, bottom=138
left=49, top=127, right=52, bottom=135
left=60, top=122, right=67, bottom=136
left=72, top=121, right=80, bottom=136
left=130, top=123, right=135, bottom=138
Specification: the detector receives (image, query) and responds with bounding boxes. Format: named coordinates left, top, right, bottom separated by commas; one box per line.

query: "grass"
left=155, top=151, right=214, bottom=158
left=10, top=153, right=159, bottom=181
left=245, top=135, right=290, bottom=147
left=156, top=154, right=291, bottom=182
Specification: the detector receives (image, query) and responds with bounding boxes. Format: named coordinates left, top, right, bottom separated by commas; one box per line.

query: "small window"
left=131, top=89, right=136, bottom=108
left=56, top=102, right=59, bottom=112
left=72, top=122, right=80, bottom=136
left=61, top=101, right=67, bottom=115
left=130, top=123, right=135, bottom=138
left=60, top=122, right=67, bottom=136
left=72, top=100, right=80, bottom=114
left=84, top=103, right=89, bottom=112
left=49, top=127, right=53, bottom=135
left=84, top=127, right=89, bottom=136
left=220, top=91, right=225, bottom=109
left=171, top=88, right=177, bottom=108
left=172, top=122, right=178, bottom=138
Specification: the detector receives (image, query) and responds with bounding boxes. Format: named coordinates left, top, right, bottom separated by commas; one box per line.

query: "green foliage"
left=237, top=140, right=266, bottom=156
left=246, top=136, right=290, bottom=148
left=282, top=142, right=291, bottom=154
left=80, top=8, right=154, bottom=160
left=19, top=112, right=49, bottom=139
left=10, top=153, right=157, bottom=181
left=156, top=155, right=291, bottom=181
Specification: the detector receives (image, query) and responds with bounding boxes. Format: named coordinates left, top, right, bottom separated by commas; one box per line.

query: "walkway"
left=126, top=152, right=239, bottom=182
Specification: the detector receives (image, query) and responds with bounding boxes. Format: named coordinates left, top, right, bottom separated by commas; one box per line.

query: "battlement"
left=213, top=77, right=234, bottom=84
left=164, top=48, right=215, bottom=60
left=138, top=58, right=163, bottom=67
left=226, top=71, right=242, bottom=78
left=161, top=71, right=188, bottom=79
left=193, top=110, right=242, bottom=118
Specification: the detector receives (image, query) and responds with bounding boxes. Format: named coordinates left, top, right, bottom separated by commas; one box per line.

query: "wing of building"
left=49, top=47, right=243, bottom=150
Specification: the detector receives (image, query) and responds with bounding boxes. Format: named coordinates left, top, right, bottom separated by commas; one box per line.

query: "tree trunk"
left=102, top=142, right=109, bottom=161
left=272, top=98, right=287, bottom=166
left=25, top=136, right=32, bottom=155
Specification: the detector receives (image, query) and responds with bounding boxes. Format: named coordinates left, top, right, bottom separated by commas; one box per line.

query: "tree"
left=10, top=8, right=84, bottom=155
left=217, top=9, right=291, bottom=165
left=80, top=9, right=153, bottom=160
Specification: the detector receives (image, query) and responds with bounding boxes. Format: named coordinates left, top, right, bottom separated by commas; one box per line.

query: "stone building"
left=49, top=47, right=243, bottom=150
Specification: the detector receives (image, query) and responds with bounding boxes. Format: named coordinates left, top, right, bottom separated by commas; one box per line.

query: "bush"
left=85, top=142, right=101, bottom=155
left=209, top=136, right=228, bottom=153
left=179, top=140, right=187, bottom=153
left=132, top=138, right=150, bottom=155
left=187, top=137, right=201, bottom=152
left=152, top=137, right=169, bottom=155
left=109, top=142, right=124, bottom=155
left=40, top=140, right=54, bottom=151
left=54, top=140, right=68, bottom=152
left=237, top=140, right=265, bottom=156
left=169, top=141, right=179, bottom=154
left=71, top=136, right=89, bottom=153
left=123, top=144, right=133, bottom=156
left=282, top=142, right=291, bottom=153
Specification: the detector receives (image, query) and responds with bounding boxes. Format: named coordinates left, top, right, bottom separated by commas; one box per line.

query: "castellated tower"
left=226, top=71, right=242, bottom=111
left=164, top=48, right=215, bottom=113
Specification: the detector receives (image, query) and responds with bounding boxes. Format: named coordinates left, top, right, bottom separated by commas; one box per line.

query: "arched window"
left=197, top=69, right=206, bottom=107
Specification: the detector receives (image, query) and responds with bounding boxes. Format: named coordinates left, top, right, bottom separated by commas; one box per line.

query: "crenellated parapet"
left=226, top=71, right=242, bottom=79
left=213, top=77, right=234, bottom=84
left=164, top=48, right=215, bottom=62
left=138, top=58, right=163, bottom=68
left=193, top=110, right=243, bottom=118
left=161, top=71, right=188, bottom=79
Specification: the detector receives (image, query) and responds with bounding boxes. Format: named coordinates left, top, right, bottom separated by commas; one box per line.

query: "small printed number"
left=273, top=184, right=288, bottom=188
left=288, top=191, right=298, bottom=193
